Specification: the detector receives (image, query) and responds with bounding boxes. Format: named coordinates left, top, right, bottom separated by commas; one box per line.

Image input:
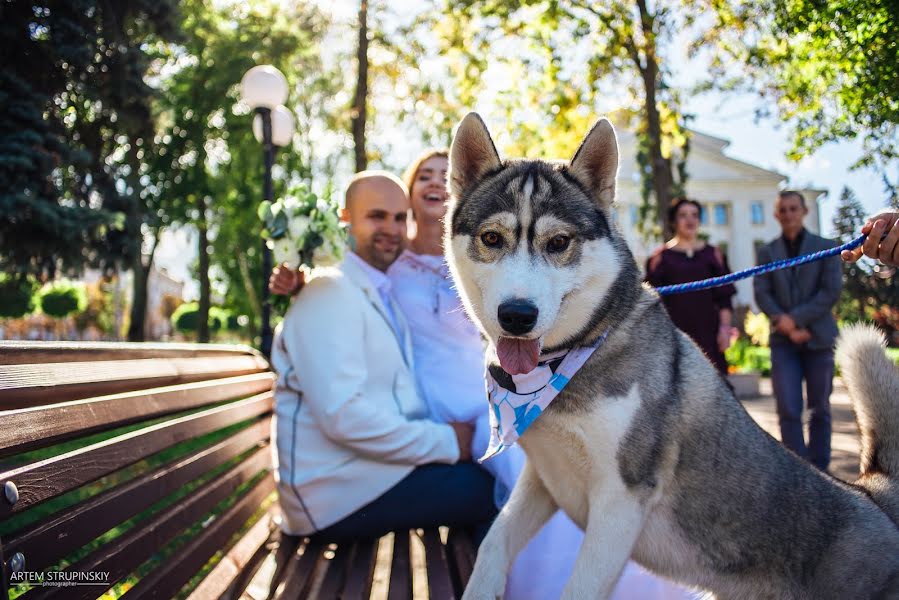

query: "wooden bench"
left=0, top=342, right=476, bottom=599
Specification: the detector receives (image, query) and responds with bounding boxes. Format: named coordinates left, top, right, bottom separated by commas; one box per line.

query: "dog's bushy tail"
left=836, top=324, right=899, bottom=526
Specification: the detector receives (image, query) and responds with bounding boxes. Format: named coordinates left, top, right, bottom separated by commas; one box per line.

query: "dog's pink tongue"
left=496, top=337, right=541, bottom=375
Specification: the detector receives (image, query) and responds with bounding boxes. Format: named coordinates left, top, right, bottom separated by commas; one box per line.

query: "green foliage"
left=37, top=280, right=88, bottom=318
left=726, top=337, right=772, bottom=376
left=0, top=276, right=38, bottom=319
left=699, top=0, right=899, bottom=197
left=0, top=1, right=179, bottom=278
left=436, top=0, right=691, bottom=238
left=172, top=302, right=239, bottom=334
left=149, top=0, right=340, bottom=341
left=831, top=186, right=898, bottom=338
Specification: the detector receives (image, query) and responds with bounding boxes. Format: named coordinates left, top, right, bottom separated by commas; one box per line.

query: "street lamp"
left=240, top=65, right=295, bottom=358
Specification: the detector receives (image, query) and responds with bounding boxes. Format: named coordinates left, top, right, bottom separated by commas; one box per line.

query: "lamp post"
left=240, top=65, right=295, bottom=358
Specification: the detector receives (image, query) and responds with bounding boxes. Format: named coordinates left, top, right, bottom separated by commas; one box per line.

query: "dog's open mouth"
left=496, top=336, right=541, bottom=375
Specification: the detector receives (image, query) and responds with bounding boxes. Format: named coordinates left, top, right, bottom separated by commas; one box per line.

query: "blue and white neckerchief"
left=480, top=331, right=610, bottom=462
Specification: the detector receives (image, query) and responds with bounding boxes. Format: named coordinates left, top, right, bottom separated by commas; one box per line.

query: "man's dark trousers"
left=770, top=342, right=834, bottom=470
left=313, top=463, right=497, bottom=542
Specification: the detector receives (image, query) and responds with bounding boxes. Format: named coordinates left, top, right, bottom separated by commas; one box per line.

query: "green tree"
left=0, top=1, right=178, bottom=278
left=699, top=0, right=899, bottom=197
left=832, top=186, right=899, bottom=337
left=435, top=0, right=691, bottom=238
left=150, top=0, right=338, bottom=343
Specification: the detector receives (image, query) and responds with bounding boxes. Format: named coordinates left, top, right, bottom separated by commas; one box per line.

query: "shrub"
left=38, top=280, right=88, bottom=318
left=172, top=303, right=234, bottom=334
left=172, top=302, right=200, bottom=332
left=0, top=276, right=38, bottom=319
left=726, top=337, right=772, bottom=376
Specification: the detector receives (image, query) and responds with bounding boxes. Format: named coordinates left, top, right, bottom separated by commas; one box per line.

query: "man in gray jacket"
left=753, top=190, right=842, bottom=471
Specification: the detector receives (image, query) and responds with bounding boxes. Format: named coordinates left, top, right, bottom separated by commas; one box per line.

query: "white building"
left=614, top=130, right=825, bottom=310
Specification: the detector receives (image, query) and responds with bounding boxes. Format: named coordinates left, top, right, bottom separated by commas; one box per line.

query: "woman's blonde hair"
left=402, top=149, right=449, bottom=197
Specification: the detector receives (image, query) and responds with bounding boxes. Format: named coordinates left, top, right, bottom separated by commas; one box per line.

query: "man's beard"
left=365, top=233, right=404, bottom=271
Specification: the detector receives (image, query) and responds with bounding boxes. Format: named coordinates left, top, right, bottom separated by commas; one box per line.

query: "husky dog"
left=444, top=113, right=899, bottom=600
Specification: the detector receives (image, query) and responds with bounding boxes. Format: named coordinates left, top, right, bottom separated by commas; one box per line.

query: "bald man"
left=271, top=171, right=495, bottom=541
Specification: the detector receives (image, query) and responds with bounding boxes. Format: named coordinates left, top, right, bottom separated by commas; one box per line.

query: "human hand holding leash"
left=841, top=211, right=899, bottom=268
left=269, top=263, right=304, bottom=296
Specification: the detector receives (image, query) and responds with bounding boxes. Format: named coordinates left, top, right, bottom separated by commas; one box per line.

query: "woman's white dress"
left=389, top=250, right=698, bottom=600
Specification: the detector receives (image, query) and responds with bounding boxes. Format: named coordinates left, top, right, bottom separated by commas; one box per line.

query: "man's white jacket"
left=271, top=256, right=460, bottom=535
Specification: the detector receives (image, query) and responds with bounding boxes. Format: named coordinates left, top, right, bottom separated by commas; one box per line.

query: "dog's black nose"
left=498, top=299, right=539, bottom=335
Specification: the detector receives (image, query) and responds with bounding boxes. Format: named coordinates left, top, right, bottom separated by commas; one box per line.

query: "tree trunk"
left=127, top=230, right=159, bottom=342
left=636, top=0, right=676, bottom=240
left=236, top=248, right=260, bottom=341
left=351, top=0, right=369, bottom=172
left=197, top=197, right=211, bottom=343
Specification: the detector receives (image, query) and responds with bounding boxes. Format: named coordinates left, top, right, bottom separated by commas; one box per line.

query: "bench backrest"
left=0, top=341, right=276, bottom=598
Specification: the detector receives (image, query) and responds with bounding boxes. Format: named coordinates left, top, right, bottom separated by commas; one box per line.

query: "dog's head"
left=444, top=113, right=631, bottom=375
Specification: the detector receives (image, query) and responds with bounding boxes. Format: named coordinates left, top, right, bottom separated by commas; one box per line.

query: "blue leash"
left=655, top=234, right=867, bottom=296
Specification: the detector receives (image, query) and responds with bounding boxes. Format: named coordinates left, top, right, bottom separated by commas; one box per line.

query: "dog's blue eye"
left=481, top=231, right=503, bottom=248
left=547, top=235, right=571, bottom=253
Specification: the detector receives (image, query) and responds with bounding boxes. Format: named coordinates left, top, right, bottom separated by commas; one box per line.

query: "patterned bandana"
left=480, top=331, right=609, bottom=461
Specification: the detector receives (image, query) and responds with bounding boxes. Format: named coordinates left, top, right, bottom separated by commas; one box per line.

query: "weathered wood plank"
left=0, top=393, right=272, bottom=516
left=0, top=373, right=274, bottom=457
left=4, top=419, right=271, bottom=572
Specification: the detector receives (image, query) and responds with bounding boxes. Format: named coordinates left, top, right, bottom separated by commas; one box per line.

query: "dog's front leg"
left=462, top=462, right=557, bottom=600
left=561, top=486, right=644, bottom=600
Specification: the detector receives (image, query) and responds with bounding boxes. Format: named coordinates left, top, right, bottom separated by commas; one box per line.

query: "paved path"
left=740, top=377, right=860, bottom=482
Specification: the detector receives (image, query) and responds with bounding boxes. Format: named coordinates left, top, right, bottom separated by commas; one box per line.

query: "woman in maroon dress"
left=645, top=198, right=736, bottom=375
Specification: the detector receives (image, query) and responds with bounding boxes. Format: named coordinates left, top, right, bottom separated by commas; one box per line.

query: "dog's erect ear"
left=568, top=118, right=618, bottom=211
left=449, top=112, right=502, bottom=199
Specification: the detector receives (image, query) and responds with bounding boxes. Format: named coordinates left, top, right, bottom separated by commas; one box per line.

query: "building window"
left=750, top=202, right=764, bottom=225
left=630, top=205, right=639, bottom=226
left=714, top=204, right=728, bottom=226
left=699, top=204, right=708, bottom=225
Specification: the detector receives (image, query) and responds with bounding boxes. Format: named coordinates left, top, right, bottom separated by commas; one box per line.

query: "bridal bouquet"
left=258, top=183, right=347, bottom=272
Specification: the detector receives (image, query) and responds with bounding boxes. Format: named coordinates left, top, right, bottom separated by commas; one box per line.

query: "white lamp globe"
left=240, top=65, right=288, bottom=109
left=253, top=105, right=295, bottom=147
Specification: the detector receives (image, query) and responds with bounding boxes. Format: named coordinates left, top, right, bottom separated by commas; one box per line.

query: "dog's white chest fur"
left=518, top=385, right=642, bottom=529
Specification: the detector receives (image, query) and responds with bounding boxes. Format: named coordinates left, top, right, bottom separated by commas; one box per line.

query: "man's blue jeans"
left=770, top=343, right=834, bottom=470
left=313, top=463, right=497, bottom=542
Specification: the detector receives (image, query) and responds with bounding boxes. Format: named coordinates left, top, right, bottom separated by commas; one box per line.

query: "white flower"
left=281, top=196, right=300, bottom=214
left=288, top=215, right=311, bottom=240
left=316, top=198, right=329, bottom=213
left=272, top=237, right=300, bottom=269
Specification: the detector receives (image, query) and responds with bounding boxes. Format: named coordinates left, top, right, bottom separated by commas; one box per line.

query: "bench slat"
left=0, top=341, right=262, bottom=365
left=446, top=529, right=475, bottom=597
left=388, top=530, right=413, bottom=600
left=341, top=538, right=378, bottom=600
left=317, top=540, right=354, bottom=599
left=119, top=473, right=276, bottom=600
left=421, top=529, right=455, bottom=600
left=0, top=356, right=268, bottom=409
left=272, top=539, right=324, bottom=599
left=21, top=445, right=272, bottom=600
left=185, top=511, right=277, bottom=600
left=4, top=418, right=271, bottom=573
left=0, top=393, right=272, bottom=516
left=0, top=373, right=274, bottom=457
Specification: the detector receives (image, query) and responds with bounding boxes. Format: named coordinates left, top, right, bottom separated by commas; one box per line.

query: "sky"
left=158, top=1, right=890, bottom=300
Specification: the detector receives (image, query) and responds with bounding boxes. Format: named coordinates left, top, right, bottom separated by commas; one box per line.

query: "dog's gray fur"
left=445, top=113, right=899, bottom=599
